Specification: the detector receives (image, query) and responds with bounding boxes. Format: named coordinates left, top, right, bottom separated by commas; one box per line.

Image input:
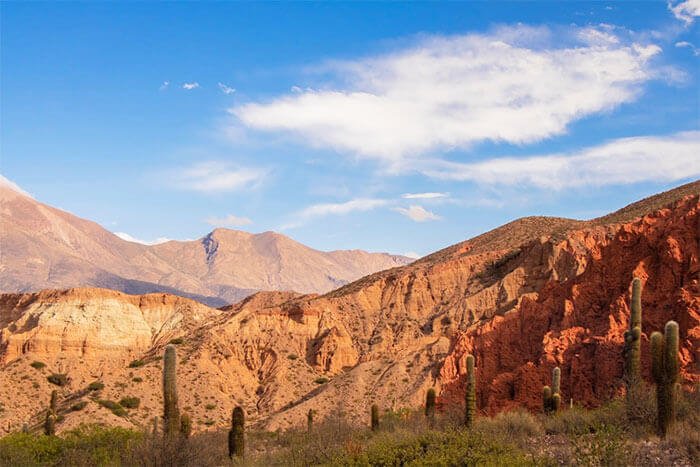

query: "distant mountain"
left=0, top=182, right=412, bottom=306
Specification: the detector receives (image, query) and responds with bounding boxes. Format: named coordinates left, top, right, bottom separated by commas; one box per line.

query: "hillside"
left=0, top=180, right=698, bottom=435
left=0, top=182, right=411, bottom=306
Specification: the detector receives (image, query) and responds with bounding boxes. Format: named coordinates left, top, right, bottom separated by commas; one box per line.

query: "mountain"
left=0, top=180, right=697, bottom=435
left=0, top=181, right=411, bottom=306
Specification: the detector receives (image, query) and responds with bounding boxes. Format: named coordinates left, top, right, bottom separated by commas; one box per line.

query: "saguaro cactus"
left=162, top=345, right=180, bottom=436
left=543, top=367, right=561, bottom=413
left=44, top=390, right=58, bottom=436
left=371, top=404, right=379, bottom=431
left=651, top=321, right=680, bottom=437
left=307, top=409, right=313, bottom=432
left=425, top=388, right=436, bottom=425
left=228, top=406, right=245, bottom=458
left=464, top=354, right=476, bottom=427
left=180, top=413, right=192, bottom=439
left=624, top=278, right=643, bottom=388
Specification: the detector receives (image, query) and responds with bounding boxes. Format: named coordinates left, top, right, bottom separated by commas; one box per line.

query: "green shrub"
left=287, top=354, right=298, bottom=360
left=71, top=401, right=88, bottom=411
left=205, top=403, right=216, bottom=410
left=97, top=400, right=128, bottom=417
left=128, top=359, right=145, bottom=368
left=314, top=377, right=329, bottom=385
left=47, top=373, right=68, bottom=386
left=87, top=381, right=104, bottom=391
left=119, top=396, right=140, bottom=409
left=30, top=361, right=46, bottom=370
left=169, top=337, right=184, bottom=345
left=132, top=377, right=143, bottom=383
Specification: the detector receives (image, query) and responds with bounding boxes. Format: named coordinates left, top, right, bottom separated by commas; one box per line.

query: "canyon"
left=0, top=180, right=698, bottom=435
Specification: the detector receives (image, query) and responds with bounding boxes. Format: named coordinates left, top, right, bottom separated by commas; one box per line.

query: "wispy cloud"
left=401, top=192, right=448, bottom=199
left=403, top=251, right=421, bottom=259
left=182, top=82, right=200, bottom=90
left=159, top=81, right=170, bottom=91
left=206, top=213, right=253, bottom=228
left=170, top=161, right=267, bottom=193
left=218, top=82, right=236, bottom=95
left=114, top=232, right=172, bottom=245
left=281, top=198, right=387, bottom=229
left=423, top=131, right=700, bottom=190
left=394, top=205, right=441, bottom=222
left=233, top=25, right=664, bottom=169
left=669, top=0, right=700, bottom=24
left=675, top=41, right=700, bottom=55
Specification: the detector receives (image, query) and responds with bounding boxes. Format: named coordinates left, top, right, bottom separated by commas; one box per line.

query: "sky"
left=1, top=1, right=699, bottom=258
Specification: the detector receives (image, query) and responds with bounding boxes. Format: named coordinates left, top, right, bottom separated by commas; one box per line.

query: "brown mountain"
left=0, top=180, right=697, bottom=435
left=0, top=181, right=411, bottom=306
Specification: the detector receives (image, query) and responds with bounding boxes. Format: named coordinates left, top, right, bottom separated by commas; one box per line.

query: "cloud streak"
left=423, top=131, right=700, bottom=189
left=182, top=82, right=200, bottom=90
left=206, top=214, right=253, bottom=228
left=394, top=205, right=441, bottom=222
left=170, top=161, right=267, bottom=193
left=669, top=0, right=700, bottom=24
left=233, top=25, right=663, bottom=168
left=114, top=232, right=172, bottom=245
left=281, top=198, right=388, bottom=229
left=401, top=192, right=448, bottom=199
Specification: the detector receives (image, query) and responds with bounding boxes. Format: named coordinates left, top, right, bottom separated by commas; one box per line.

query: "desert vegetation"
left=0, top=280, right=697, bottom=466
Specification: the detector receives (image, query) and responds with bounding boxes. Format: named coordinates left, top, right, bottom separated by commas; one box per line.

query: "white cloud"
left=233, top=25, right=663, bottom=168
left=218, top=82, right=236, bottom=95
left=182, top=82, right=200, bottom=90
left=403, top=251, right=421, bottom=259
left=206, top=214, right=253, bottom=228
left=423, top=131, right=700, bottom=190
left=669, top=0, right=700, bottom=24
left=394, top=205, right=441, bottom=222
left=0, top=174, right=33, bottom=198
left=114, top=232, right=172, bottom=245
left=675, top=41, right=700, bottom=55
left=159, top=81, right=170, bottom=91
left=171, top=161, right=267, bottom=193
left=281, top=198, right=387, bottom=229
left=401, top=192, right=448, bottom=199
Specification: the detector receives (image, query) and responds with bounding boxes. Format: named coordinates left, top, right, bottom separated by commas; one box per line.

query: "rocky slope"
left=0, top=181, right=698, bottom=435
left=0, top=181, right=411, bottom=306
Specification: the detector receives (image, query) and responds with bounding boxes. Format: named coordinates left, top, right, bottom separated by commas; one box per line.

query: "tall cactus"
left=371, top=404, right=379, bottom=431
left=44, top=390, right=58, bottom=436
left=543, top=366, right=561, bottom=413
left=624, top=278, right=643, bottom=389
left=228, top=406, right=245, bottom=458
left=162, top=345, right=180, bottom=436
left=425, top=388, right=436, bottom=426
left=180, top=413, right=192, bottom=439
left=307, top=409, right=313, bottom=432
left=651, top=321, right=680, bottom=437
left=464, top=354, right=476, bottom=427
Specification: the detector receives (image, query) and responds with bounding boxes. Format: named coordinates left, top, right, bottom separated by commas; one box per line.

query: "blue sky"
left=2, top=1, right=699, bottom=258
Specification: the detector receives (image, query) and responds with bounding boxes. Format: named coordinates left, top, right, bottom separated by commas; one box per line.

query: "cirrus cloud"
left=170, top=161, right=267, bottom=193
left=233, top=25, right=664, bottom=168
left=394, top=205, right=441, bottom=222
left=206, top=213, right=253, bottom=228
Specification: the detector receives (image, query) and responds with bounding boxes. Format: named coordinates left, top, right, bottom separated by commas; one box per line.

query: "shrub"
left=97, top=400, right=128, bottom=417
left=205, top=403, right=216, bottom=410
left=169, top=337, right=184, bottom=345
left=119, top=396, right=140, bottom=409
left=287, top=354, right=298, bottom=360
left=47, top=373, right=68, bottom=386
left=87, top=381, right=104, bottom=391
left=30, top=361, right=46, bottom=370
left=132, top=377, right=143, bottom=383
left=128, top=359, right=145, bottom=368
left=314, top=377, right=329, bottom=385
left=475, top=409, right=543, bottom=449
left=71, top=401, right=88, bottom=411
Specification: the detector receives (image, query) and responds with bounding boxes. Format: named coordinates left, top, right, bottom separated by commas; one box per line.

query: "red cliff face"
left=439, top=195, right=700, bottom=414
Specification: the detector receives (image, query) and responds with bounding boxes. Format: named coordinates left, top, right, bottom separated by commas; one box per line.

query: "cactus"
left=624, top=278, right=643, bottom=392
left=180, top=413, right=192, bottom=439
left=464, top=354, right=476, bottom=427
left=44, top=390, right=58, bottom=436
left=307, top=409, right=313, bottom=432
left=371, top=404, right=379, bottom=431
left=228, top=406, right=245, bottom=458
left=152, top=416, right=159, bottom=435
left=425, top=388, right=436, bottom=425
left=162, top=345, right=180, bottom=436
left=542, top=386, right=552, bottom=414
left=651, top=321, right=680, bottom=437
left=542, top=366, right=562, bottom=414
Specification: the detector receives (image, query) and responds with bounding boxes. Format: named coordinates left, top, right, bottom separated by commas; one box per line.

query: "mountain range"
left=0, top=181, right=411, bottom=306
left=0, top=180, right=697, bottom=435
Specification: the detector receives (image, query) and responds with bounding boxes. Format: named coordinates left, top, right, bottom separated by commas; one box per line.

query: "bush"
left=30, top=361, right=46, bottom=370
left=128, top=359, right=145, bottom=368
left=71, top=401, right=88, bottom=411
left=97, top=400, right=128, bottom=417
left=475, top=409, right=543, bottom=449
left=314, top=377, right=329, bottom=385
left=287, top=354, right=298, bottom=360
left=87, top=381, right=104, bottom=391
left=204, top=403, right=216, bottom=410
left=119, top=397, right=140, bottom=409
left=47, top=373, right=68, bottom=386
left=132, top=377, right=143, bottom=383
left=169, top=337, right=184, bottom=345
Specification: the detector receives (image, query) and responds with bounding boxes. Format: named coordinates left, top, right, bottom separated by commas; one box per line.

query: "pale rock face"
left=0, top=181, right=698, bottom=436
